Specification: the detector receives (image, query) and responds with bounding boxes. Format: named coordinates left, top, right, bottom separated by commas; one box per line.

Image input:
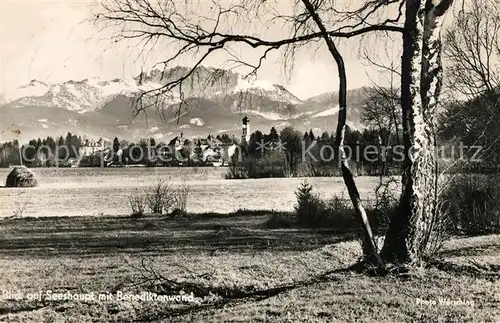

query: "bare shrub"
left=12, top=193, right=31, bottom=217
left=128, top=189, right=146, bottom=218
left=373, top=177, right=399, bottom=227
left=172, top=182, right=191, bottom=217
left=129, top=180, right=191, bottom=217
left=423, top=200, right=451, bottom=259
left=145, top=179, right=175, bottom=215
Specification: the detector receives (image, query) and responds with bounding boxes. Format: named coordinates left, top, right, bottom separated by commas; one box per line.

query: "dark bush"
left=264, top=212, right=294, bottom=229
left=322, top=196, right=357, bottom=229
left=441, top=174, right=500, bottom=235
left=293, top=181, right=388, bottom=230
left=294, top=181, right=327, bottom=227
left=170, top=208, right=187, bottom=218
left=225, top=152, right=285, bottom=179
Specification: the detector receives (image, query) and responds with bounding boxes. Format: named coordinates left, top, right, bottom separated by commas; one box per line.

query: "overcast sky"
left=0, top=0, right=452, bottom=100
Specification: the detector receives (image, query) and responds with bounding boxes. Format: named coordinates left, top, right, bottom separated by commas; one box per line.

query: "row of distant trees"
left=0, top=131, right=238, bottom=167
left=229, top=124, right=403, bottom=179
left=0, top=133, right=84, bottom=167
left=0, top=125, right=398, bottom=171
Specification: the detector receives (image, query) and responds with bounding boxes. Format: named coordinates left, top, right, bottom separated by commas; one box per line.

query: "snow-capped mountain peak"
left=2, top=75, right=165, bottom=113
left=5, top=79, right=51, bottom=102
left=234, top=75, right=276, bottom=92
left=0, top=66, right=369, bottom=142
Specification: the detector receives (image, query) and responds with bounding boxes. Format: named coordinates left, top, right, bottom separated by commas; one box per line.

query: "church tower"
left=241, top=115, right=250, bottom=144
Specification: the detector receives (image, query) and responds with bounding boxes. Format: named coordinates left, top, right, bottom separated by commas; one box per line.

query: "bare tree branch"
left=94, top=0, right=404, bottom=119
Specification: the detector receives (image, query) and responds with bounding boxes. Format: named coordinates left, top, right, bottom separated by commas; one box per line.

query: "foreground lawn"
left=0, top=214, right=498, bottom=322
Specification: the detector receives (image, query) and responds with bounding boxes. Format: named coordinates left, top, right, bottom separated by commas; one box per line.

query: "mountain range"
left=0, top=66, right=370, bottom=143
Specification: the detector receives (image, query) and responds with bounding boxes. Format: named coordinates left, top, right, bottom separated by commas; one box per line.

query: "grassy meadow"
left=0, top=167, right=498, bottom=322
left=0, top=213, right=498, bottom=322
left=0, top=167, right=396, bottom=217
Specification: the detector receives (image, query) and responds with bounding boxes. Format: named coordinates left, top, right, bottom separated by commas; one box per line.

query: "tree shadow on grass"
left=0, top=214, right=358, bottom=257
left=126, top=259, right=351, bottom=321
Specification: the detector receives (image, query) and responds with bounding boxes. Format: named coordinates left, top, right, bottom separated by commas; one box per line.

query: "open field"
left=0, top=214, right=499, bottom=322
left=0, top=167, right=395, bottom=217
left=1, top=168, right=498, bottom=321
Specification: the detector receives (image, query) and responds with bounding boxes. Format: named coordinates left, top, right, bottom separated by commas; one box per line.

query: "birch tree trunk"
left=302, top=0, right=382, bottom=266
left=333, top=52, right=382, bottom=265
left=381, top=0, right=453, bottom=264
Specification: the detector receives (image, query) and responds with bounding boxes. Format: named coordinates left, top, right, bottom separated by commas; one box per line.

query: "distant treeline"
left=0, top=125, right=494, bottom=174
left=227, top=126, right=403, bottom=179
left=227, top=123, right=498, bottom=179
left=0, top=133, right=85, bottom=167
left=0, top=132, right=236, bottom=168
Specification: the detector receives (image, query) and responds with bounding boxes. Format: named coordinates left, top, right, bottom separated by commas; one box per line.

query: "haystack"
left=5, top=166, right=38, bottom=188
